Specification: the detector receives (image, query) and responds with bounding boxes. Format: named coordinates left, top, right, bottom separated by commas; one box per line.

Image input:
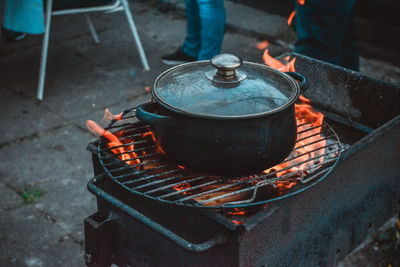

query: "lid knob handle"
left=211, top=54, right=242, bottom=77
left=207, top=54, right=246, bottom=83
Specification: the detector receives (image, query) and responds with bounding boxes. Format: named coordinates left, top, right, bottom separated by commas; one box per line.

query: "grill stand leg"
left=84, top=212, right=120, bottom=267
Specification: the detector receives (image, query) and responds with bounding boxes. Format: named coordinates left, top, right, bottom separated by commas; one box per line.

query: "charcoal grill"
left=85, top=53, right=400, bottom=267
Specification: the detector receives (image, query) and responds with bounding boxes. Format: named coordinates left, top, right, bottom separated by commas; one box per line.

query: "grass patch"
left=21, top=188, right=42, bottom=204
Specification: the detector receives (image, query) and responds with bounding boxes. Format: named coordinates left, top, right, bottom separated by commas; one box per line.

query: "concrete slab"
left=50, top=12, right=125, bottom=44
left=0, top=125, right=96, bottom=243
left=0, top=42, right=147, bottom=120
left=39, top=58, right=139, bottom=120
left=0, top=93, right=64, bottom=145
left=0, top=33, right=43, bottom=57
left=0, top=205, right=84, bottom=267
left=0, top=83, right=16, bottom=98
left=60, top=8, right=182, bottom=75
left=0, top=183, right=23, bottom=212
left=0, top=46, right=40, bottom=97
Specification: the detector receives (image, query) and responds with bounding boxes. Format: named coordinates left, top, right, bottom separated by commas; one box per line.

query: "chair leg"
left=120, top=0, right=150, bottom=71
left=37, top=0, right=53, bottom=101
left=86, top=15, right=100, bottom=44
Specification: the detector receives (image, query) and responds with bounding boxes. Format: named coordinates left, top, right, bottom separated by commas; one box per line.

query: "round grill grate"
left=97, top=106, right=343, bottom=209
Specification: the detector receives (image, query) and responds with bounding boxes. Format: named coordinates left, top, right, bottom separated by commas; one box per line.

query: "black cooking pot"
left=136, top=54, right=307, bottom=174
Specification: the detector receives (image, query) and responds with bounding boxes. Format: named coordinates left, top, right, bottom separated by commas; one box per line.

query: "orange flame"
left=256, top=40, right=269, bottom=50
left=275, top=181, right=298, bottom=191
left=143, top=131, right=166, bottom=154
left=262, top=96, right=326, bottom=189
left=261, top=50, right=326, bottom=190
left=288, top=0, right=304, bottom=26
left=262, top=47, right=296, bottom=72
left=101, top=108, right=123, bottom=125
left=86, top=120, right=141, bottom=166
left=287, top=10, right=296, bottom=26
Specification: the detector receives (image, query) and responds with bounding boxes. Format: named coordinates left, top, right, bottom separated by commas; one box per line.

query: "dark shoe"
left=2, top=28, right=26, bottom=42
left=161, top=48, right=196, bottom=65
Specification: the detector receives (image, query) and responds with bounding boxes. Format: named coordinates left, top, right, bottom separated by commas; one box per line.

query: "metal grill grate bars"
left=98, top=107, right=342, bottom=208
left=99, top=139, right=152, bottom=152
left=143, top=176, right=210, bottom=195
left=194, top=158, right=338, bottom=206
left=113, top=164, right=170, bottom=180
left=166, top=151, right=338, bottom=205
left=132, top=174, right=189, bottom=190
left=157, top=179, right=220, bottom=199
left=128, top=141, right=339, bottom=201
left=217, top=166, right=333, bottom=207
left=123, top=169, right=181, bottom=185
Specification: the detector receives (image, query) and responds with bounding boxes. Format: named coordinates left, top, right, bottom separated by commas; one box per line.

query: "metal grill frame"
left=97, top=106, right=342, bottom=209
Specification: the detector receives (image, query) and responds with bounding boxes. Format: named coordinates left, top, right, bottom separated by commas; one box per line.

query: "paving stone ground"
left=0, top=0, right=399, bottom=266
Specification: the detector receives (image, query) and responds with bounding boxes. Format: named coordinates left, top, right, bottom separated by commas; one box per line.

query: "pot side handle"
left=136, top=101, right=174, bottom=126
left=286, top=72, right=309, bottom=94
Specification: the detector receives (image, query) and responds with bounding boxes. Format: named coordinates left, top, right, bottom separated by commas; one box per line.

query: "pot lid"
left=153, top=54, right=300, bottom=119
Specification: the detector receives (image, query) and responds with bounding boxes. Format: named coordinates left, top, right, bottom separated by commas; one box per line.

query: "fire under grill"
left=96, top=109, right=342, bottom=209
left=85, top=53, right=400, bottom=267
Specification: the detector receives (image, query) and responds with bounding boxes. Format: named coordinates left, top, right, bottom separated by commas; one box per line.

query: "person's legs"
left=294, top=0, right=357, bottom=70
left=181, top=0, right=201, bottom=59
left=163, top=0, right=225, bottom=64
left=196, top=0, right=225, bottom=60
left=341, top=5, right=359, bottom=71
left=3, top=0, right=44, bottom=34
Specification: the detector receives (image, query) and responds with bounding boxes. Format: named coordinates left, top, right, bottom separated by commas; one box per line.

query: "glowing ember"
left=145, top=86, right=151, bottom=93
left=232, top=220, right=243, bottom=225
left=228, top=208, right=246, bottom=216
left=297, top=0, right=305, bottom=5
left=172, top=183, right=191, bottom=194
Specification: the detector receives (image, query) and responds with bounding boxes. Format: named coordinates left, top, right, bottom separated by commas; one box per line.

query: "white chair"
left=37, top=0, right=150, bottom=101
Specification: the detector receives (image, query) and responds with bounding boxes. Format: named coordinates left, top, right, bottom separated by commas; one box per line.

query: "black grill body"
left=84, top=54, right=400, bottom=267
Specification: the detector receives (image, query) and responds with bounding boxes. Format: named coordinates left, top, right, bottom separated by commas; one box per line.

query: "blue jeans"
left=294, top=0, right=359, bottom=71
left=2, top=0, right=44, bottom=34
left=182, top=0, right=226, bottom=60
